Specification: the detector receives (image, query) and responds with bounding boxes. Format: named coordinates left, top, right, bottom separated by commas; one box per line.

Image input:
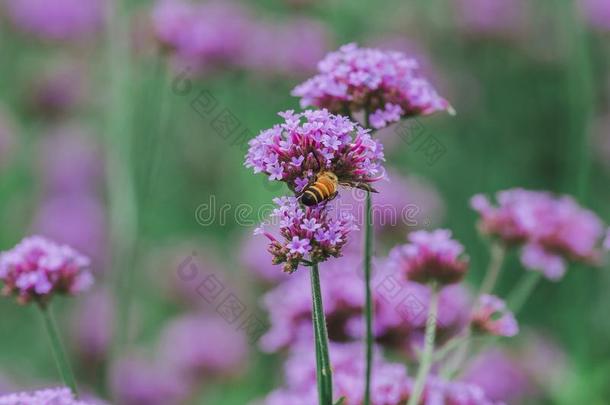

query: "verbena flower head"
left=472, top=294, right=518, bottom=337
left=255, top=196, right=357, bottom=273
left=292, top=43, right=453, bottom=129
left=0, top=387, right=94, bottom=405
left=245, top=109, right=385, bottom=193
left=0, top=236, right=93, bottom=305
left=5, top=0, right=105, bottom=42
left=472, top=189, right=607, bottom=280
left=388, top=229, right=469, bottom=286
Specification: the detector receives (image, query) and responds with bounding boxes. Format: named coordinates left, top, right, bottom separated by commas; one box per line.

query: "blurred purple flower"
left=5, top=0, right=106, bottom=42
left=260, top=254, right=471, bottom=353
left=151, top=0, right=253, bottom=71
left=472, top=189, right=607, bottom=280
left=28, top=62, right=87, bottom=118
left=32, top=195, right=107, bottom=271
left=472, top=294, right=518, bottom=337
left=38, top=125, right=104, bottom=195
left=454, top=0, right=527, bottom=38
left=245, top=109, right=385, bottom=193
left=242, top=17, right=331, bottom=77
left=0, top=387, right=94, bottom=405
left=423, top=376, right=501, bottom=405
left=334, top=170, right=446, bottom=239
left=0, top=235, right=93, bottom=305
left=71, top=288, right=113, bottom=362
left=255, top=196, right=357, bottom=273
left=110, top=356, right=189, bottom=405
left=579, top=0, right=610, bottom=31
left=260, top=342, right=412, bottom=405
left=158, top=314, right=248, bottom=380
left=292, top=43, right=453, bottom=129
left=461, top=348, right=532, bottom=404
left=388, top=229, right=469, bottom=286
left=239, top=225, right=292, bottom=284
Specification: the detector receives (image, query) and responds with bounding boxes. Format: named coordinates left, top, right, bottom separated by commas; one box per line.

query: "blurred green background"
left=0, top=0, right=609, bottom=404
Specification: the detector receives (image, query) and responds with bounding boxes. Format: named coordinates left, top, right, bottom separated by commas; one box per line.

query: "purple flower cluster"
left=151, top=0, right=252, bottom=70
left=292, top=43, right=453, bottom=129
left=388, top=229, right=469, bottom=286
left=5, top=0, right=106, bottom=42
left=471, top=189, right=608, bottom=280
left=471, top=294, right=518, bottom=337
left=256, top=197, right=357, bottom=273
left=579, top=0, right=610, bottom=31
left=245, top=109, right=385, bottom=193
left=0, top=236, right=93, bottom=305
left=260, top=254, right=471, bottom=353
left=260, top=342, right=412, bottom=405
left=0, top=387, right=94, bottom=405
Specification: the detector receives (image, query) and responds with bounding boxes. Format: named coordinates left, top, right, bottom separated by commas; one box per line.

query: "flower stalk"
left=408, top=284, right=439, bottom=405
left=38, top=303, right=79, bottom=397
left=508, top=271, right=543, bottom=314
left=310, top=263, right=333, bottom=405
left=478, top=242, right=505, bottom=298
left=363, top=191, right=373, bottom=405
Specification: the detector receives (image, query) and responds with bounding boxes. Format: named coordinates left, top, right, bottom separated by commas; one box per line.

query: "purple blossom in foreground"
left=472, top=294, right=518, bottom=337
left=259, top=342, right=412, bottom=405
left=245, top=109, right=385, bottom=193
left=462, top=349, right=533, bottom=403
left=388, top=229, right=469, bottom=286
left=0, top=387, right=94, bottom=405
left=255, top=196, right=357, bottom=273
left=5, top=0, right=105, bottom=42
left=472, top=189, right=607, bottom=280
left=0, top=236, right=93, bottom=305
left=158, top=314, right=248, bottom=379
left=151, top=0, right=252, bottom=71
left=258, top=342, right=500, bottom=405
left=292, top=43, right=453, bottom=129
left=260, top=254, right=471, bottom=353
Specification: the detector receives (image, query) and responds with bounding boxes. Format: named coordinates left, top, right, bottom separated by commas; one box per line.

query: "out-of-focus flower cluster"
left=472, top=294, right=519, bottom=337
left=0, top=236, right=93, bottom=305
left=388, top=229, right=469, bottom=286
left=245, top=109, right=385, bottom=193
left=4, top=0, right=106, bottom=42
left=0, top=387, right=94, bottom=405
left=151, top=0, right=330, bottom=75
left=471, top=188, right=608, bottom=280
left=255, top=197, right=357, bottom=273
left=292, top=43, right=453, bottom=129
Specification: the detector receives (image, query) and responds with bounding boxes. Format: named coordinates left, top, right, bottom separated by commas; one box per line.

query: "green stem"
left=310, top=263, right=333, bottom=405
left=38, top=303, right=79, bottom=397
left=478, top=243, right=505, bottom=298
left=508, top=271, right=543, bottom=314
left=105, top=0, right=138, bottom=353
left=363, top=191, right=373, bottom=405
left=408, top=285, right=439, bottom=405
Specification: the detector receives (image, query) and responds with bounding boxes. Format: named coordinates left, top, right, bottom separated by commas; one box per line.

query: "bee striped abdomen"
left=301, top=172, right=339, bottom=206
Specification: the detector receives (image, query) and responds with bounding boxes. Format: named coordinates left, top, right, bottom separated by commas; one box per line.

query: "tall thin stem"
left=478, top=243, right=505, bottom=298
left=310, top=263, right=333, bottom=405
left=38, top=303, right=79, bottom=397
left=407, top=285, right=439, bottom=405
left=508, top=271, right=543, bottom=314
left=363, top=191, right=374, bottom=405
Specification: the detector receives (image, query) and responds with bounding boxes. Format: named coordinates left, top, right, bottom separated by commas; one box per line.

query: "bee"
left=300, top=170, right=377, bottom=207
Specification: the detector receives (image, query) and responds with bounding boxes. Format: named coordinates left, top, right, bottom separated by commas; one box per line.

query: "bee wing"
left=340, top=181, right=379, bottom=193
